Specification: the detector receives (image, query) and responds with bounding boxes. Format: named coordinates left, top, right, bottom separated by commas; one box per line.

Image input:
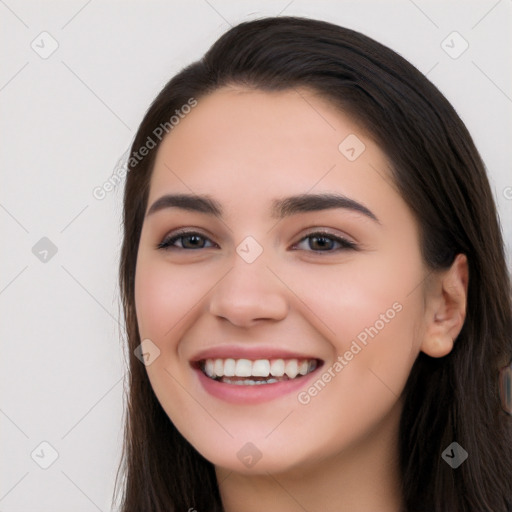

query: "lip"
left=192, top=358, right=324, bottom=405
left=190, top=345, right=321, bottom=363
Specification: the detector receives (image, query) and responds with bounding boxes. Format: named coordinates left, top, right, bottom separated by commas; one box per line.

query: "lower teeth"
left=216, top=375, right=292, bottom=386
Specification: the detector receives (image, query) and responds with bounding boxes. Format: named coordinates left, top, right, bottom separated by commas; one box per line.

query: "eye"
left=293, top=231, right=357, bottom=252
left=156, top=231, right=217, bottom=250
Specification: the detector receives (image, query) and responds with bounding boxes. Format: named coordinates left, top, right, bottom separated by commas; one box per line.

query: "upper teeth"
left=203, top=358, right=317, bottom=379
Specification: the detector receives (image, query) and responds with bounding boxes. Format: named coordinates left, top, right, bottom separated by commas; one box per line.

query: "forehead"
left=147, top=86, right=392, bottom=211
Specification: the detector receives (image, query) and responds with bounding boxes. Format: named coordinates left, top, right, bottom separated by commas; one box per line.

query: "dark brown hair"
left=115, top=16, right=512, bottom=512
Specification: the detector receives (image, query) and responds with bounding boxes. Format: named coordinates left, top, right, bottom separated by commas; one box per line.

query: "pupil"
left=310, top=236, right=332, bottom=250
left=184, top=235, right=203, bottom=248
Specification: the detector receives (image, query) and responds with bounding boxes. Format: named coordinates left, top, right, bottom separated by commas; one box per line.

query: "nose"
left=208, top=255, right=289, bottom=327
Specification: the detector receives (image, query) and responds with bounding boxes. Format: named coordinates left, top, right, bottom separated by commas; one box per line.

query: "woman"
left=114, top=16, right=512, bottom=512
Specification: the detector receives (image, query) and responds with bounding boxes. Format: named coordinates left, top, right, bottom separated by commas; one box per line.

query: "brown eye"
left=308, top=235, right=336, bottom=251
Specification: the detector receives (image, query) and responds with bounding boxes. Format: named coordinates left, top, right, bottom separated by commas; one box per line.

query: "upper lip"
left=190, top=345, right=322, bottom=363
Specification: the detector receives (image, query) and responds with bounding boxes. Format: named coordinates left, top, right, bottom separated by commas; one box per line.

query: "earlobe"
left=420, top=254, right=469, bottom=359
left=422, top=336, right=454, bottom=358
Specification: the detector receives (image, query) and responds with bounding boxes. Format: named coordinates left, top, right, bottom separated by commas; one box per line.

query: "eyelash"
left=156, top=230, right=357, bottom=253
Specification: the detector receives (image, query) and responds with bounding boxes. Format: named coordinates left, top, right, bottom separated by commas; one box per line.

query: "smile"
left=199, top=358, right=319, bottom=385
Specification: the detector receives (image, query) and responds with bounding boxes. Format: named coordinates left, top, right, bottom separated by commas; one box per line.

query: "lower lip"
left=193, top=365, right=323, bottom=404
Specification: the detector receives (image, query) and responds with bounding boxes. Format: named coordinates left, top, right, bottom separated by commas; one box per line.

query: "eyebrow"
left=146, top=194, right=222, bottom=217
left=146, top=193, right=379, bottom=223
left=271, top=193, right=379, bottom=223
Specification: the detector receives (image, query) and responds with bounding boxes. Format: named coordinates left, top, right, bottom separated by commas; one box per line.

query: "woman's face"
left=135, top=86, right=429, bottom=474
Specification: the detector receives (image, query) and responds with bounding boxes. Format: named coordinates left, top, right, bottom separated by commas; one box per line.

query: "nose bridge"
left=208, top=247, right=288, bottom=326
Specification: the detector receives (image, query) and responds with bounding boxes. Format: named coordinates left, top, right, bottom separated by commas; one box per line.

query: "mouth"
left=193, top=357, right=322, bottom=386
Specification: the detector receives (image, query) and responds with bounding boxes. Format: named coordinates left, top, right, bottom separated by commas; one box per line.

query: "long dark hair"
left=115, top=16, right=512, bottom=512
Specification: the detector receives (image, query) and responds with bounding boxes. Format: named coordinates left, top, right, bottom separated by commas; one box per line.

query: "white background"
left=1, top=1, right=511, bottom=511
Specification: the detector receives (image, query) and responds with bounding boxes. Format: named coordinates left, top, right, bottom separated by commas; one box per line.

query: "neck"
left=216, top=399, right=404, bottom=512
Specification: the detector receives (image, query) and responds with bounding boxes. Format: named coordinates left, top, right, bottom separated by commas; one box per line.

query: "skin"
left=134, top=87, right=468, bottom=512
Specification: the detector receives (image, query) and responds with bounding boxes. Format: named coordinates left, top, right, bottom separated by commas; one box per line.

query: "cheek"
left=287, top=251, right=423, bottom=392
left=134, top=253, right=204, bottom=339
left=286, top=254, right=418, bottom=339
left=285, top=268, right=419, bottom=451
left=134, top=253, right=207, bottom=425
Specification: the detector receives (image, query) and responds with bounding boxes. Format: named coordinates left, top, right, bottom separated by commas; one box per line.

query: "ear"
left=420, top=253, right=469, bottom=358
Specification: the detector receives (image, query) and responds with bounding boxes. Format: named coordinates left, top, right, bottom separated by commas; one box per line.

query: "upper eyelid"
left=296, top=228, right=355, bottom=242
left=162, top=226, right=217, bottom=241
left=291, top=232, right=357, bottom=250
left=161, top=228, right=350, bottom=241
